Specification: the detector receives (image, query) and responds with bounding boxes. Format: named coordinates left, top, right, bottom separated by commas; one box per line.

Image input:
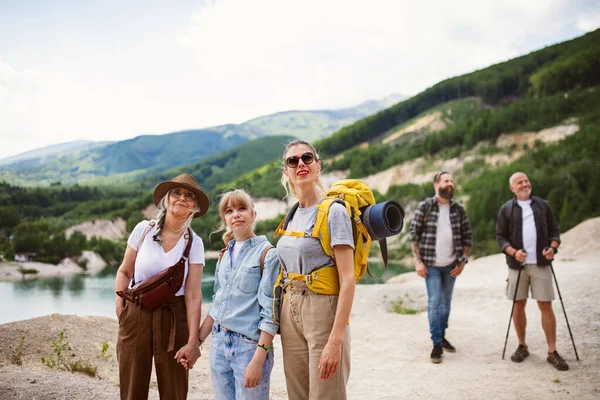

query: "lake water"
left=0, top=259, right=410, bottom=324
left=0, top=259, right=217, bottom=325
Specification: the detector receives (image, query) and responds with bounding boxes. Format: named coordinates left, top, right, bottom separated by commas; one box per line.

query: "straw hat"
left=153, top=174, right=210, bottom=217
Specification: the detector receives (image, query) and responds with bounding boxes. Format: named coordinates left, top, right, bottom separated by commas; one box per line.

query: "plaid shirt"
left=410, top=197, right=472, bottom=267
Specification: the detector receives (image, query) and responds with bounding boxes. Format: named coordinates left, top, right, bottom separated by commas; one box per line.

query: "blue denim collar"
left=228, top=235, right=268, bottom=248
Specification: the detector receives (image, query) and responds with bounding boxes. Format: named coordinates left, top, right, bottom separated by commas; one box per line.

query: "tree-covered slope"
left=316, top=28, right=600, bottom=156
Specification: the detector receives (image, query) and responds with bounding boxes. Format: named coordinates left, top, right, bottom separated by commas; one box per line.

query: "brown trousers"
left=280, top=281, right=351, bottom=400
left=117, top=297, right=190, bottom=400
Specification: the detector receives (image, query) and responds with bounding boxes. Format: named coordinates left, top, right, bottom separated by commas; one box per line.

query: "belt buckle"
left=305, top=274, right=313, bottom=284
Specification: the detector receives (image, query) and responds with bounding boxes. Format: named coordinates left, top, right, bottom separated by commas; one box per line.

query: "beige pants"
left=117, top=297, right=190, bottom=400
left=506, top=264, right=555, bottom=302
left=280, top=281, right=351, bottom=400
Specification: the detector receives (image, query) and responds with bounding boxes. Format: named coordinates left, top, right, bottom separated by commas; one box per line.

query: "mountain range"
left=0, top=93, right=406, bottom=186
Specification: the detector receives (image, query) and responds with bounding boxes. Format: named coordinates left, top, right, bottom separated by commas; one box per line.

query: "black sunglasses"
left=286, top=152, right=316, bottom=168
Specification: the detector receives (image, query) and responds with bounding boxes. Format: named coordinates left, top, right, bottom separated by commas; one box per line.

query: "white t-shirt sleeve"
left=189, top=232, right=205, bottom=265
left=127, top=220, right=151, bottom=251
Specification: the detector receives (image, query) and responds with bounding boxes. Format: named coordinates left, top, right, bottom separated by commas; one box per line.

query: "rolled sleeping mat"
left=361, top=200, right=405, bottom=241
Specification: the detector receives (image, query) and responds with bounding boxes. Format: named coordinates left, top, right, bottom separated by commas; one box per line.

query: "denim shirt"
left=207, top=235, right=280, bottom=340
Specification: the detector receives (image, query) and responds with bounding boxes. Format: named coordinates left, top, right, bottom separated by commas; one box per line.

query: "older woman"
left=276, top=140, right=355, bottom=400
left=115, top=173, right=209, bottom=400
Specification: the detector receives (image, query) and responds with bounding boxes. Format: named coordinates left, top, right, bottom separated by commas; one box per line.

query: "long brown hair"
left=280, top=140, right=326, bottom=199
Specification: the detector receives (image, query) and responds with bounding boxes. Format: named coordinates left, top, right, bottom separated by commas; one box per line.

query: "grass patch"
left=9, top=335, right=25, bottom=365
left=389, top=297, right=422, bottom=315
left=68, top=359, right=97, bottom=377
left=100, top=341, right=112, bottom=360
left=18, top=268, right=39, bottom=277
left=41, top=330, right=98, bottom=377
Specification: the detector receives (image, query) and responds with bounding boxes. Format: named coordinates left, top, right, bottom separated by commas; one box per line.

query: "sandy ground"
left=1, top=218, right=599, bottom=399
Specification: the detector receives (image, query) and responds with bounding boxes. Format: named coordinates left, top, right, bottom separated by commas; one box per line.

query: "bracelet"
left=512, top=249, right=518, bottom=258
left=257, top=343, right=272, bottom=352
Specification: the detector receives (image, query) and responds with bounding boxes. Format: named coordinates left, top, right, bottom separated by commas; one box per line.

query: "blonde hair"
left=154, top=189, right=200, bottom=238
left=215, top=189, right=256, bottom=246
left=280, top=140, right=326, bottom=199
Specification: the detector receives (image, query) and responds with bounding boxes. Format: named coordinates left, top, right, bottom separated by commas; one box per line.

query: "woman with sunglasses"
left=115, top=173, right=209, bottom=400
left=276, top=140, right=355, bottom=399
left=188, top=189, right=279, bottom=399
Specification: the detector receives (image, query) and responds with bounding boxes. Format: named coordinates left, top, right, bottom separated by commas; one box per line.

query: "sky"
left=0, top=0, right=598, bottom=160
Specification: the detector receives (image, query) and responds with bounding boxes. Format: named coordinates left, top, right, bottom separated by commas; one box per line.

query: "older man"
left=496, top=171, right=568, bottom=371
left=410, top=171, right=472, bottom=363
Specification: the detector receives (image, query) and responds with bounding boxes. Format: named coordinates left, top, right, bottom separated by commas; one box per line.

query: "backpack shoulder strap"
left=274, top=202, right=303, bottom=238
left=181, top=228, right=193, bottom=260
left=132, top=220, right=156, bottom=286
left=423, top=197, right=435, bottom=222
left=218, top=245, right=228, bottom=264
left=137, top=220, right=156, bottom=252
left=259, top=245, right=275, bottom=276
left=313, top=197, right=349, bottom=257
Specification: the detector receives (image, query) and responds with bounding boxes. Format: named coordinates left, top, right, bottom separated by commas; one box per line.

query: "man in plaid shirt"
left=410, top=171, right=472, bottom=363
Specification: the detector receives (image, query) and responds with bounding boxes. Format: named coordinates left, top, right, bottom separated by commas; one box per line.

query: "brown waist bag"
left=116, top=222, right=193, bottom=310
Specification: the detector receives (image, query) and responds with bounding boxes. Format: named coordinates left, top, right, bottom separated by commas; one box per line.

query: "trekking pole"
left=548, top=258, right=580, bottom=361
left=502, top=268, right=522, bottom=360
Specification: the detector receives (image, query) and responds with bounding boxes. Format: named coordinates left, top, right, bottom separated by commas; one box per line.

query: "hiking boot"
left=547, top=351, right=569, bottom=371
left=510, top=344, right=530, bottom=363
left=441, top=337, right=456, bottom=353
left=431, top=343, right=443, bottom=363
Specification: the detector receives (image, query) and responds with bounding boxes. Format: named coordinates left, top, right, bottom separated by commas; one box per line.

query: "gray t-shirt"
left=434, top=203, right=455, bottom=266
left=277, top=202, right=354, bottom=276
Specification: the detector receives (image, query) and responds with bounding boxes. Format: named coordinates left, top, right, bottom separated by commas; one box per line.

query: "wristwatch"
left=458, top=257, right=468, bottom=264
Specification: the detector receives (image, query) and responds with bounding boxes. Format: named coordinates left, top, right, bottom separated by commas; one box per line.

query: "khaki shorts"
left=506, top=264, right=555, bottom=302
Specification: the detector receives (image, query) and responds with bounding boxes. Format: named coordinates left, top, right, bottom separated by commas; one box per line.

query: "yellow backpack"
left=273, top=179, right=378, bottom=296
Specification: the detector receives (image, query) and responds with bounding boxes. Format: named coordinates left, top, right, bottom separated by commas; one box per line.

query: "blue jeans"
left=425, top=263, right=457, bottom=344
left=210, top=325, right=274, bottom=400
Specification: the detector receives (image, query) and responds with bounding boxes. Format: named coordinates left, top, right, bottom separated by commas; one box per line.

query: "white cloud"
left=0, top=0, right=598, bottom=159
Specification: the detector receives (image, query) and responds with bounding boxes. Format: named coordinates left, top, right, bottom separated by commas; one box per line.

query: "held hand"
left=174, top=342, right=201, bottom=370
left=450, top=262, right=465, bottom=277
left=542, top=247, right=555, bottom=261
left=415, top=261, right=428, bottom=278
left=318, top=341, right=342, bottom=380
left=515, top=250, right=528, bottom=264
left=243, top=358, right=264, bottom=388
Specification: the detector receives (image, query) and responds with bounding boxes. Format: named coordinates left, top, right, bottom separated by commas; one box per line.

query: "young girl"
left=195, top=189, right=279, bottom=399
left=276, top=140, right=355, bottom=399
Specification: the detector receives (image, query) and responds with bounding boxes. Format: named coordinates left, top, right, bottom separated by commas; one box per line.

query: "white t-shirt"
left=517, top=199, right=537, bottom=264
left=127, top=220, right=205, bottom=296
left=434, top=203, right=455, bottom=266
left=231, top=240, right=246, bottom=265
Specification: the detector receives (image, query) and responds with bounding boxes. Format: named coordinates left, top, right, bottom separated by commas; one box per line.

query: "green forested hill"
left=0, top=130, right=248, bottom=187
left=1, top=30, right=599, bottom=265
left=316, top=28, right=600, bottom=156
left=138, top=135, right=296, bottom=193
left=0, top=94, right=403, bottom=187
